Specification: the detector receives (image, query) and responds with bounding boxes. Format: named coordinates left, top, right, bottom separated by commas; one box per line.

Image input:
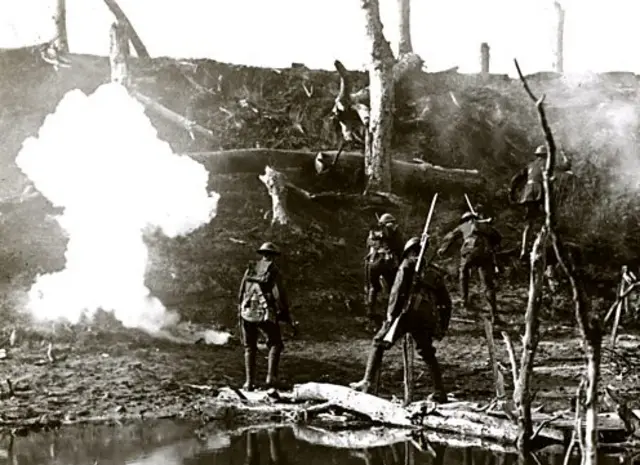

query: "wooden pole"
left=480, top=42, right=490, bottom=75
left=554, top=2, right=565, bottom=73
left=109, top=21, right=130, bottom=86
left=402, top=334, right=414, bottom=406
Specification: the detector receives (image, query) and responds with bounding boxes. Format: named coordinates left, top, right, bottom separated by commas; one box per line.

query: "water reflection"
left=0, top=422, right=629, bottom=465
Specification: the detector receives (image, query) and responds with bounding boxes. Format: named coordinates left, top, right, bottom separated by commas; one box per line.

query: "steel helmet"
left=402, top=237, right=421, bottom=256
left=378, top=213, right=396, bottom=225
left=534, top=145, right=548, bottom=156
left=257, top=242, right=281, bottom=255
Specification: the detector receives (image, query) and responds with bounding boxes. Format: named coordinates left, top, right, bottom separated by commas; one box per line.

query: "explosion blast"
left=15, top=83, right=220, bottom=333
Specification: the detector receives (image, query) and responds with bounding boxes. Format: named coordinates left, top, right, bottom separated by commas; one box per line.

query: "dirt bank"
left=1, top=50, right=640, bottom=435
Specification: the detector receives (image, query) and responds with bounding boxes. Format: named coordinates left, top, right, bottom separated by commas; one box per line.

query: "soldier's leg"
left=241, top=321, right=259, bottom=391
left=520, top=203, right=541, bottom=259
left=267, top=428, right=282, bottom=465
left=350, top=320, right=397, bottom=393
left=459, top=255, right=473, bottom=309
left=479, top=262, right=503, bottom=325
left=261, top=321, right=284, bottom=388
left=410, top=328, right=447, bottom=403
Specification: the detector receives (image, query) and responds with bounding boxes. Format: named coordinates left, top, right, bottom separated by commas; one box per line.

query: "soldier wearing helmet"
left=437, top=209, right=504, bottom=325
left=363, top=212, right=406, bottom=326
left=352, top=236, right=452, bottom=403
left=376, top=213, right=405, bottom=260
left=238, top=242, right=292, bottom=391
left=509, top=144, right=572, bottom=259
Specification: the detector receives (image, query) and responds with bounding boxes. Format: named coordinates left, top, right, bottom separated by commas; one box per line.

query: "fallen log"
left=186, top=149, right=485, bottom=197
left=292, top=382, right=415, bottom=427
left=292, top=424, right=412, bottom=449
left=132, top=91, right=217, bottom=141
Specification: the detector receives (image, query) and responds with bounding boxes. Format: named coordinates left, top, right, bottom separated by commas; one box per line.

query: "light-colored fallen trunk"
left=292, top=382, right=415, bottom=427
left=186, top=149, right=485, bottom=195
left=292, top=425, right=411, bottom=449
left=132, top=91, right=216, bottom=141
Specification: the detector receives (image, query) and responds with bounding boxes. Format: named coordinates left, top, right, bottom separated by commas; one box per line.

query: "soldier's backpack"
left=240, top=260, right=276, bottom=323
left=416, top=266, right=452, bottom=341
left=366, top=226, right=397, bottom=267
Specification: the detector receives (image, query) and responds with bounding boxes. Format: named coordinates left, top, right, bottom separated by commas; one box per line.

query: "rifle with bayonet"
left=383, top=193, right=439, bottom=344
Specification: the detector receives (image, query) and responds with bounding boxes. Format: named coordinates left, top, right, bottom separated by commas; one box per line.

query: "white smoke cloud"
left=15, top=83, right=220, bottom=333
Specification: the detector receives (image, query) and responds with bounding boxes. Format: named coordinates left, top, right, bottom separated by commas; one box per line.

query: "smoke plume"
left=15, top=83, right=220, bottom=333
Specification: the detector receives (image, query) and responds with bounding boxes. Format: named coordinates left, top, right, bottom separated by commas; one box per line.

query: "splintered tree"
left=53, top=0, right=69, bottom=53
left=360, top=0, right=396, bottom=194
left=513, top=59, right=602, bottom=464
left=554, top=2, right=565, bottom=73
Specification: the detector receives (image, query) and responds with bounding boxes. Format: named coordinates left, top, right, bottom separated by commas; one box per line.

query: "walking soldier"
left=238, top=242, right=293, bottom=391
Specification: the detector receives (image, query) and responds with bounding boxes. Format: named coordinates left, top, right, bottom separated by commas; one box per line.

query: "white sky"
left=0, top=0, right=638, bottom=76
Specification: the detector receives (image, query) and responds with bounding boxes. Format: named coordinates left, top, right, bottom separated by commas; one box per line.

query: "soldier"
left=364, top=213, right=405, bottom=325
left=238, top=242, right=292, bottom=391
left=351, top=237, right=452, bottom=403
left=509, top=144, right=573, bottom=259
left=437, top=210, right=504, bottom=325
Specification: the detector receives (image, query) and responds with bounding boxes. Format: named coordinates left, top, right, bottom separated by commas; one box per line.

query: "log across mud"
left=194, top=382, right=629, bottom=449
left=185, top=149, right=485, bottom=197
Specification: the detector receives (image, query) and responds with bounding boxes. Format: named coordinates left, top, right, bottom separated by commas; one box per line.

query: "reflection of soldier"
left=243, top=429, right=286, bottom=465
left=238, top=242, right=292, bottom=390
left=437, top=211, right=504, bottom=325
left=351, top=237, right=452, bottom=403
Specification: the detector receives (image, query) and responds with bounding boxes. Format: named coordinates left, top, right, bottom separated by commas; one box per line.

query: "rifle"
left=383, top=193, right=439, bottom=344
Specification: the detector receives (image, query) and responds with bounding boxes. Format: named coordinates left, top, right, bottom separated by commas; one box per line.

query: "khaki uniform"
left=439, top=219, right=502, bottom=322
left=352, top=253, right=451, bottom=401
left=238, top=257, right=290, bottom=390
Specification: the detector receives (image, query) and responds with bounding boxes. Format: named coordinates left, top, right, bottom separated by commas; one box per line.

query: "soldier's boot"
left=350, top=345, right=384, bottom=393
left=265, top=346, right=282, bottom=389
left=243, top=349, right=257, bottom=391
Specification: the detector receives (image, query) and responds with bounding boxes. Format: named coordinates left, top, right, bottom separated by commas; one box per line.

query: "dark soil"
left=1, top=49, right=640, bottom=434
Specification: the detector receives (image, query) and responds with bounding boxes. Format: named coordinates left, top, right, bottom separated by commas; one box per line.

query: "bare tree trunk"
left=554, top=2, right=565, bottom=73
left=514, top=229, right=547, bottom=453
left=361, top=0, right=396, bottom=194
left=515, top=58, right=601, bottom=465
left=53, top=0, right=69, bottom=53
left=109, top=22, right=130, bottom=86
left=397, top=0, right=413, bottom=56
left=103, top=0, right=150, bottom=58
left=480, top=43, right=490, bottom=75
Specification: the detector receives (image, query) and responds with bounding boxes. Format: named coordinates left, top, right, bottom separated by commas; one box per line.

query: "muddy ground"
left=1, top=50, right=640, bottom=434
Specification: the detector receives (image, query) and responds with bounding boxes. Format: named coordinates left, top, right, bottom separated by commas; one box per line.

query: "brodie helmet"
left=257, top=242, right=281, bottom=255
left=378, top=213, right=396, bottom=226
left=534, top=145, right=548, bottom=157
left=402, top=237, right=421, bottom=257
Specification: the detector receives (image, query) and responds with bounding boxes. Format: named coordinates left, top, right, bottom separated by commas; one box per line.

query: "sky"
left=0, top=0, right=638, bottom=76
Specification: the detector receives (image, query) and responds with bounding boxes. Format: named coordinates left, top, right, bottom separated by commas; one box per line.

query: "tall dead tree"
left=554, top=2, right=565, bottom=73
left=109, top=22, right=130, bottom=86
left=397, top=0, right=413, bottom=56
left=514, top=59, right=601, bottom=465
left=360, top=0, right=396, bottom=194
left=480, top=43, right=490, bottom=75
left=53, top=0, right=69, bottom=53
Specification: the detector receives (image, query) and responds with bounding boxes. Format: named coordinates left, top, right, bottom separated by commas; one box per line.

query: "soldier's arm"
left=272, top=268, right=292, bottom=322
left=386, top=262, right=412, bottom=321
left=509, top=167, right=528, bottom=200
left=238, top=269, right=249, bottom=304
left=438, top=226, right=461, bottom=255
